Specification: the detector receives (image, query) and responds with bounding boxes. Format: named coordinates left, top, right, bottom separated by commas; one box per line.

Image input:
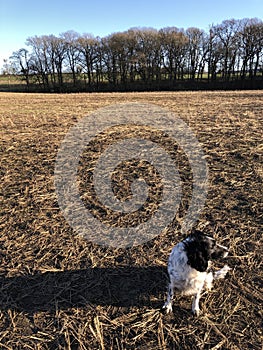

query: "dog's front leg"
left=192, top=290, right=202, bottom=316
left=163, top=282, right=174, bottom=313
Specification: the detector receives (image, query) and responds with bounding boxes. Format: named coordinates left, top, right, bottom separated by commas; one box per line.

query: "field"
left=0, top=91, right=262, bottom=349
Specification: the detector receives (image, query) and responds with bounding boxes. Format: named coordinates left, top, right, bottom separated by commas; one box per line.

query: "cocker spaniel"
left=163, top=230, right=231, bottom=316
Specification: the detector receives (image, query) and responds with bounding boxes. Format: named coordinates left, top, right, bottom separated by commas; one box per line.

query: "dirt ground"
left=0, top=91, right=262, bottom=349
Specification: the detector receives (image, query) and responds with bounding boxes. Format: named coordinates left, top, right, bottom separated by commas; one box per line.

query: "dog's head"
left=184, top=230, right=229, bottom=272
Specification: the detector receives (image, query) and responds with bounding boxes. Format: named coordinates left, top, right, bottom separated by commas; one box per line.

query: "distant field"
left=0, top=91, right=262, bottom=349
left=0, top=75, right=27, bottom=92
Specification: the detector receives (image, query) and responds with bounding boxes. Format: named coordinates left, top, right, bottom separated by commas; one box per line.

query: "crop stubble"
left=0, top=91, right=262, bottom=349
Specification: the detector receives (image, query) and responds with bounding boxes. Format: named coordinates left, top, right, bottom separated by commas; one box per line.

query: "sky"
left=0, top=0, right=262, bottom=69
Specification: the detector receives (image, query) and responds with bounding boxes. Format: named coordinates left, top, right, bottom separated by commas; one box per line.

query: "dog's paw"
left=192, top=307, right=200, bottom=317
left=162, top=302, right=173, bottom=314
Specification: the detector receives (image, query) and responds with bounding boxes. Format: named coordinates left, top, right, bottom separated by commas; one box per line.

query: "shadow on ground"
left=0, top=266, right=168, bottom=313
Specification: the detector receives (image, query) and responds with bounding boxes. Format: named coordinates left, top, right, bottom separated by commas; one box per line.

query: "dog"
left=163, top=230, right=231, bottom=316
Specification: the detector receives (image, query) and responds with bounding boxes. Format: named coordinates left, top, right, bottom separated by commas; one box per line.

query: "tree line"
left=4, top=17, right=263, bottom=92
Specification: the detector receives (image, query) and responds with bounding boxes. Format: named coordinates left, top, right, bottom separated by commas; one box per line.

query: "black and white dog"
left=163, top=230, right=231, bottom=316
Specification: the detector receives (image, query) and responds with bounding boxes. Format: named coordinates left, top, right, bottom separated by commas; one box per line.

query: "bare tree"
left=186, top=28, right=207, bottom=80
left=134, top=28, right=162, bottom=83
left=212, top=19, right=242, bottom=81
left=60, top=31, right=80, bottom=86
left=239, top=18, right=263, bottom=80
left=101, top=35, right=118, bottom=86
left=125, top=29, right=138, bottom=83
left=26, top=36, right=51, bottom=89
left=77, top=34, right=99, bottom=87
left=160, top=27, right=188, bottom=81
left=50, top=35, right=66, bottom=89
left=10, top=49, right=31, bottom=87
left=207, top=26, right=223, bottom=81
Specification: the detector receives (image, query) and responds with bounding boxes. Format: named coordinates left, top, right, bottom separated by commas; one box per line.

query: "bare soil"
left=0, top=91, right=262, bottom=349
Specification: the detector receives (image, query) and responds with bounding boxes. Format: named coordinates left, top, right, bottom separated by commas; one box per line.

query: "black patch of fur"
left=183, top=230, right=214, bottom=272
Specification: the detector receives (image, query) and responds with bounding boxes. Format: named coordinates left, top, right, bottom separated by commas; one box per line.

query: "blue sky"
left=0, top=0, right=262, bottom=69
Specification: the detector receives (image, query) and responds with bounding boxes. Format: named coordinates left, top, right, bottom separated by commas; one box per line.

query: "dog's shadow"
left=0, top=266, right=168, bottom=313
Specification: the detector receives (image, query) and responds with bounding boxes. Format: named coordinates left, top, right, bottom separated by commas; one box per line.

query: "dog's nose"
left=217, top=243, right=229, bottom=257
left=212, top=243, right=229, bottom=259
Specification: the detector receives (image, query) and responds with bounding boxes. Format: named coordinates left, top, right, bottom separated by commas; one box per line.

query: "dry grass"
left=0, top=91, right=262, bottom=349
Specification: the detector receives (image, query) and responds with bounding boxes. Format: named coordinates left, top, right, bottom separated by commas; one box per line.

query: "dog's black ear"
left=194, top=251, right=208, bottom=272
left=187, top=249, right=208, bottom=272
left=184, top=236, right=209, bottom=272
